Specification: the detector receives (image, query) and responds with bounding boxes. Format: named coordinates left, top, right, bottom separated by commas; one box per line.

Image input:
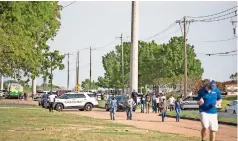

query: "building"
left=225, top=83, right=238, bottom=95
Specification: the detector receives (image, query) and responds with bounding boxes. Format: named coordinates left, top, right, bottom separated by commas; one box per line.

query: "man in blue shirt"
left=197, top=79, right=222, bottom=141
left=110, top=96, right=117, bottom=120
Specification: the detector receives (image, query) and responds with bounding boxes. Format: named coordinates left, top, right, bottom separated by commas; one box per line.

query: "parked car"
left=38, top=94, right=57, bottom=108
left=33, top=92, right=44, bottom=101
left=180, top=96, right=222, bottom=110
left=38, top=94, right=47, bottom=107
left=225, top=100, right=237, bottom=114
left=54, top=92, right=98, bottom=111
left=105, top=95, right=137, bottom=112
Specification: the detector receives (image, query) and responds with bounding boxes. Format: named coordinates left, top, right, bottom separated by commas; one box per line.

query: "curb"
left=166, top=115, right=237, bottom=126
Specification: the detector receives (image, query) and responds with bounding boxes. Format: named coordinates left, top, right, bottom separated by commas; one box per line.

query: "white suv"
left=54, top=92, right=98, bottom=111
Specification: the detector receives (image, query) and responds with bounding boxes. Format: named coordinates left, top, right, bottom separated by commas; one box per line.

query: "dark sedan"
left=105, top=95, right=137, bottom=112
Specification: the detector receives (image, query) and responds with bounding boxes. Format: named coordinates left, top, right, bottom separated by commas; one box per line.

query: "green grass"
left=0, top=107, right=200, bottom=141
left=166, top=111, right=237, bottom=124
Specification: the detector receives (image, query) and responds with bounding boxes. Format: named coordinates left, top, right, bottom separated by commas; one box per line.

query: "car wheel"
left=79, top=109, right=84, bottom=111
left=85, top=103, right=93, bottom=111
left=55, top=104, right=63, bottom=111
left=105, top=105, right=109, bottom=111
left=233, top=110, right=236, bottom=114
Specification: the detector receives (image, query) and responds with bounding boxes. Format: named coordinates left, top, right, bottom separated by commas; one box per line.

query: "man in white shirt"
left=126, top=96, right=133, bottom=120
left=48, top=94, right=56, bottom=113
left=168, top=95, right=175, bottom=111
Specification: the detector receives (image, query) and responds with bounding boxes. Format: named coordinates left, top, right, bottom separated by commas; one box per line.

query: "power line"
left=62, top=1, right=76, bottom=9
left=153, top=27, right=181, bottom=42
left=140, top=22, right=177, bottom=40
left=189, top=37, right=237, bottom=43
left=194, top=14, right=237, bottom=22
left=194, top=10, right=237, bottom=21
left=194, top=11, right=237, bottom=22
left=197, top=54, right=237, bottom=57
left=196, top=50, right=237, bottom=56
left=187, top=6, right=238, bottom=19
left=92, top=38, right=117, bottom=50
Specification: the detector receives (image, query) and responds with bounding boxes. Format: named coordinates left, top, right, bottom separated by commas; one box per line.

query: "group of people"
left=109, top=94, right=134, bottom=121
left=139, top=92, right=181, bottom=122
left=108, top=79, right=222, bottom=141
left=109, top=90, right=182, bottom=122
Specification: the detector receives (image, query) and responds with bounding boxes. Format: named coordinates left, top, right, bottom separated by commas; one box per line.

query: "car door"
left=230, top=101, right=237, bottom=113
left=182, top=97, right=193, bottom=109
left=227, top=101, right=234, bottom=114
left=192, top=97, right=199, bottom=109
left=75, top=94, right=87, bottom=107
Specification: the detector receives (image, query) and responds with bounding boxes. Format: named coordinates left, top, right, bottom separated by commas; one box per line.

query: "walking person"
left=168, top=95, right=175, bottom=111
left=145, top=92, right=151, bottom=114
left=140, top=94, right=146, bottom=113
left=126, top=96, right=133, bottom=120
left=175, top=97, right=181, bottom=122
left=151, top=93, right=156, bottom=113
left=109, top=96, right=117, bottom=120
left=48, top=94, right=56, bottom=113
left=197, top=79, right=222, bottom=141
left=160, top=98, right=167, bottom=122
left=131, top=90, right=138, bottom=105
left=156, top=94, right=160, bottom=114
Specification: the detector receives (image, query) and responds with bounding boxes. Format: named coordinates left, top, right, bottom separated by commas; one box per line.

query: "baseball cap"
left=210, top=80, right=216, bottom=84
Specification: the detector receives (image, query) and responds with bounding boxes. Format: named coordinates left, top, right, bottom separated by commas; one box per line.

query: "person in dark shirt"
left=175, top=97, right=181, bottom=122
left=160, top=99, right=167, bottom=122
left=140, top=95, right=146, bottom=113
left=131, top=90, right=138, bottom=105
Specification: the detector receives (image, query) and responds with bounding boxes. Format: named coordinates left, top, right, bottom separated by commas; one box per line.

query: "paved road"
left=64, top=108, right=237, bottom=141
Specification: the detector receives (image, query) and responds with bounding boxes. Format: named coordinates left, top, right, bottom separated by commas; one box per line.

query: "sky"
left=34, top=1, right=237, bottom=89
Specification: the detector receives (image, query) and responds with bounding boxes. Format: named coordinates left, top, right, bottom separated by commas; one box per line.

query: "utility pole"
left=50, top=56, right=53, bottom=95
left=231, top=10, right=237, bottom=37
left=176, top=16, right=193, bottom=97
left=76, top=51, right=80, bottom=91
left=67, top=53, right=70, bottom=90
left=130, top=1, right=139, bottom=95
left=183, top=16, right=188, bottom=98
left=0, top=75, right=3, bottom=91
left=64, top=53, right=73, bottom=90
left=117, top=33, right=125, bottom=94
left=90, top=47, right=92, bottom=91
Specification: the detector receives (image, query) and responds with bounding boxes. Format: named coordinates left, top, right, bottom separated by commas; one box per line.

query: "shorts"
left=200, top=112, right=218, bottom=131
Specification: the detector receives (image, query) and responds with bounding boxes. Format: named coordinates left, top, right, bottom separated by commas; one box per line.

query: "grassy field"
left=0, top=107, right=201, bottom=141
left=166, top=111, right=237, bottom=124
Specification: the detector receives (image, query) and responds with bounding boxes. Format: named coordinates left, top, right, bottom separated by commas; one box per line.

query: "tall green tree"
left=99, top=36, right=204, bottom=89
left=0, top=1, right=62, bottom=81
left=81, top=79, right=99, bottom=91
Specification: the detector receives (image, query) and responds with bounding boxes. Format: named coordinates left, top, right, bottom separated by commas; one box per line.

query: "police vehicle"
left=54, top=92, right=98, bottom=111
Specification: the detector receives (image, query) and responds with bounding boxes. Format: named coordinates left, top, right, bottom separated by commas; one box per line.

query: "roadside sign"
left=76, top=84, right=80, bottom=91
